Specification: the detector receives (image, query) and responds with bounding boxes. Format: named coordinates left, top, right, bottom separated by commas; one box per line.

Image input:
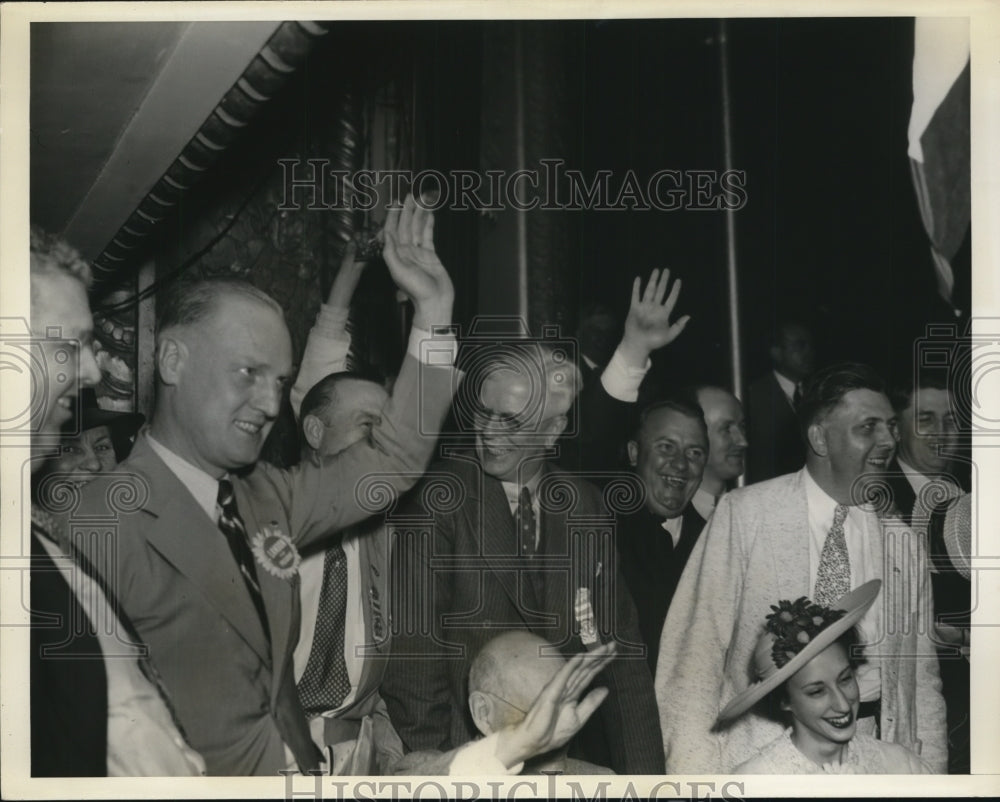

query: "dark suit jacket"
left=884, top=458, right=918, bottom=526
left=381, top=454, right=665, bottom=774
left=30, top=530, right=107, bottom=777
left=65, top=353, right=455, bottom=775
left=746, top=371, right=805, bottom=483
left=616, top=503, right=706, bottom=673
left=558, top=371, right=636, bottom=478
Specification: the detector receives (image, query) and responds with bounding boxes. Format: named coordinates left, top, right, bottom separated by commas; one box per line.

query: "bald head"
left=468, top=631, right=565, bottom=734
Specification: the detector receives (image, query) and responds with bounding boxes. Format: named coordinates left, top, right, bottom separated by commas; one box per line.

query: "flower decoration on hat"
left=764, top=597, right=846, bottom=669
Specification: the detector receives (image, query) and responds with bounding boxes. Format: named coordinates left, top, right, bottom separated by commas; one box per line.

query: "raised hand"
left=619, top=268, right=691, bottom=368
left=382, top=193, right=454, bottom=330
left=494, top=641, right=617, bottom=768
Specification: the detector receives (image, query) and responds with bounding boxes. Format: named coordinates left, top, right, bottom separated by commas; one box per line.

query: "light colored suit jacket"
left=66, top=353, right=455, bottom=775
left=654, top=469, right=947, bottom=773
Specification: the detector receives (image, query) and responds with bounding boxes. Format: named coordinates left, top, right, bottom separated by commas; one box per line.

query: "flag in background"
left=907, top=18, right=970, bottom=316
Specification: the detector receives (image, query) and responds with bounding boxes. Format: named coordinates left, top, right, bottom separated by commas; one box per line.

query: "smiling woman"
left=716, top=581, right=932, bottom=774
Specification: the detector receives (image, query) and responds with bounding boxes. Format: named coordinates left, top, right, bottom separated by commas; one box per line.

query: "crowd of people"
left=27, top=196, right=972, bottom=778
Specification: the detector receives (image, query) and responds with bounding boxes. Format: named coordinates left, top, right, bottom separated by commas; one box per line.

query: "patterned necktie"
left=297, top=541, right=351, bottom=713
left=517, top=486, right=537, bottom=557
left=216, top=479, right=270, bottom=640
left=814, top=503, right=851, bottom=606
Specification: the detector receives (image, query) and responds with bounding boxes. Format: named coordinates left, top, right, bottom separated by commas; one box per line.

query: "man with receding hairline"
left=64, top=196, right=462, bottom=775
left=465, top=631, right=615, bottom=774
left=690, top=385, right=747, bottom=521
left=655, top=362, right=946, bottom=773
left=382, top=343, right=664, bottom=774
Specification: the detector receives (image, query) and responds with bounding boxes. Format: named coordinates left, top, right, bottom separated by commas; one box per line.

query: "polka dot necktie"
left=814, top=503, right=851, bottom=606
left=217, top=479, right=270, bottom=640
left=517, top=486, right=537, bottom=557
left=297, top=541, right=351, bottom=713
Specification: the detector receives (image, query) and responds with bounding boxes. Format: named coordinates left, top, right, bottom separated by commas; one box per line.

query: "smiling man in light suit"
left=63, top=196, right=459, bottom=776
left=655, top=362, right=947, bottom=773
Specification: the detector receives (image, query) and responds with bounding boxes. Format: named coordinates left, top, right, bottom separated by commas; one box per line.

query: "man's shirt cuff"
left=600, top=346, right=651, bottom=402
left=448, top=733, right=523, bottom=776
left=408, top=325, right=458, bottom=366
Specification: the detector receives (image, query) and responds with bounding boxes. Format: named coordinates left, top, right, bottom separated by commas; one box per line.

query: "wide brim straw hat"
left=714, top=579, right=881, bottom=726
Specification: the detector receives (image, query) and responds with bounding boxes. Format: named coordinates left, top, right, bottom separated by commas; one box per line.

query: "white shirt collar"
left=803, top=465, right=845, bottom=528
left=500, top=470, right=543, bottom=510
left=691, top=485, right=719, bottom=522
left=773, top=369, right=799, bottom=406
left=146, top=433, right=222, bottom=522
left=660, top=514, right=684, bottom=547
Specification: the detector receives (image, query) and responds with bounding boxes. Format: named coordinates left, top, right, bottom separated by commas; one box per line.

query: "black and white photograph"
left=1, top=1, right=998, bottom=798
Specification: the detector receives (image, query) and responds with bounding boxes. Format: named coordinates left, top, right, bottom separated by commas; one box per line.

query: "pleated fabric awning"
left=30, top=20, right=333, bottom=287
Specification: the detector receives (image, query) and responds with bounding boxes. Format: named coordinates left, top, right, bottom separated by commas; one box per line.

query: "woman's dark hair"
left=758, top=626, right=864, bottom=725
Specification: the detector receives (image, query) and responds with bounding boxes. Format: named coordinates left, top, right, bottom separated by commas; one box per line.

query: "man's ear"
left=626, top=440, right=639, bottom=467
left=807, top=421, right=828, bottom=457
left=302, top=414, right=325, bottom=452
left=157, top=336, right=188, bottom=386
left=468, top=691, right=494, bottom=737
left=545, top=414, right=568, bottom=444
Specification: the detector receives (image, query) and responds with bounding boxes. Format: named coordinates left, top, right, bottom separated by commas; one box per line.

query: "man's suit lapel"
left=771, top=470, right=812, bottom=601
left=538, top=467, right=572, bottom=628
left=463, top=464, right=548, bottom=624
left=677, top=505, right=706, bottom=563
left=886, top=459, right=916, bottom=526
left=232, top=481, right=297, bottom=700
left=351, top=521, right=390, bottom=700
left=127, top=437, right=272, bottom=665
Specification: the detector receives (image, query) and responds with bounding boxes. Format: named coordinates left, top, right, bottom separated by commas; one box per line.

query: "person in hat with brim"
left=717, top=580, right=931, bottom=774
left=42, top=388, right=144, bottom=487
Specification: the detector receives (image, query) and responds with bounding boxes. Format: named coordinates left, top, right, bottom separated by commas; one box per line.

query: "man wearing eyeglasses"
left=382, top=344, right=665, bottom=774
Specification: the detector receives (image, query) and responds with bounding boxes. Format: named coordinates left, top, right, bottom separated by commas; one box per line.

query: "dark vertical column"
left=479, top=22, right=584, bottom=336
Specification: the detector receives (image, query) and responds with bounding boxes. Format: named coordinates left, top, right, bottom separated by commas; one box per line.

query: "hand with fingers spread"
left=493, top=641, right=617, bottom=769
left=618, top=268, right=691, bottom=368
left=382, top=194, right=454, bottom=330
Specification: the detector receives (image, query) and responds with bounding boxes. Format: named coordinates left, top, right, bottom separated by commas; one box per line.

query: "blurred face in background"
left=772, top=323, right=815, bottom=383
left=30, top=272, right=101, bottom=458
left=698, top=387, right=748, bottom=487
left=50, top=425, right=117, bottom=484
left=897, top=387, right=958, bottom=475
left=305, top=377, right=389, bottom=458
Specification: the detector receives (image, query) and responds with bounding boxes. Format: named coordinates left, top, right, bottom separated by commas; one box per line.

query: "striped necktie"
left=216, top=479, right=270, bottom=640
